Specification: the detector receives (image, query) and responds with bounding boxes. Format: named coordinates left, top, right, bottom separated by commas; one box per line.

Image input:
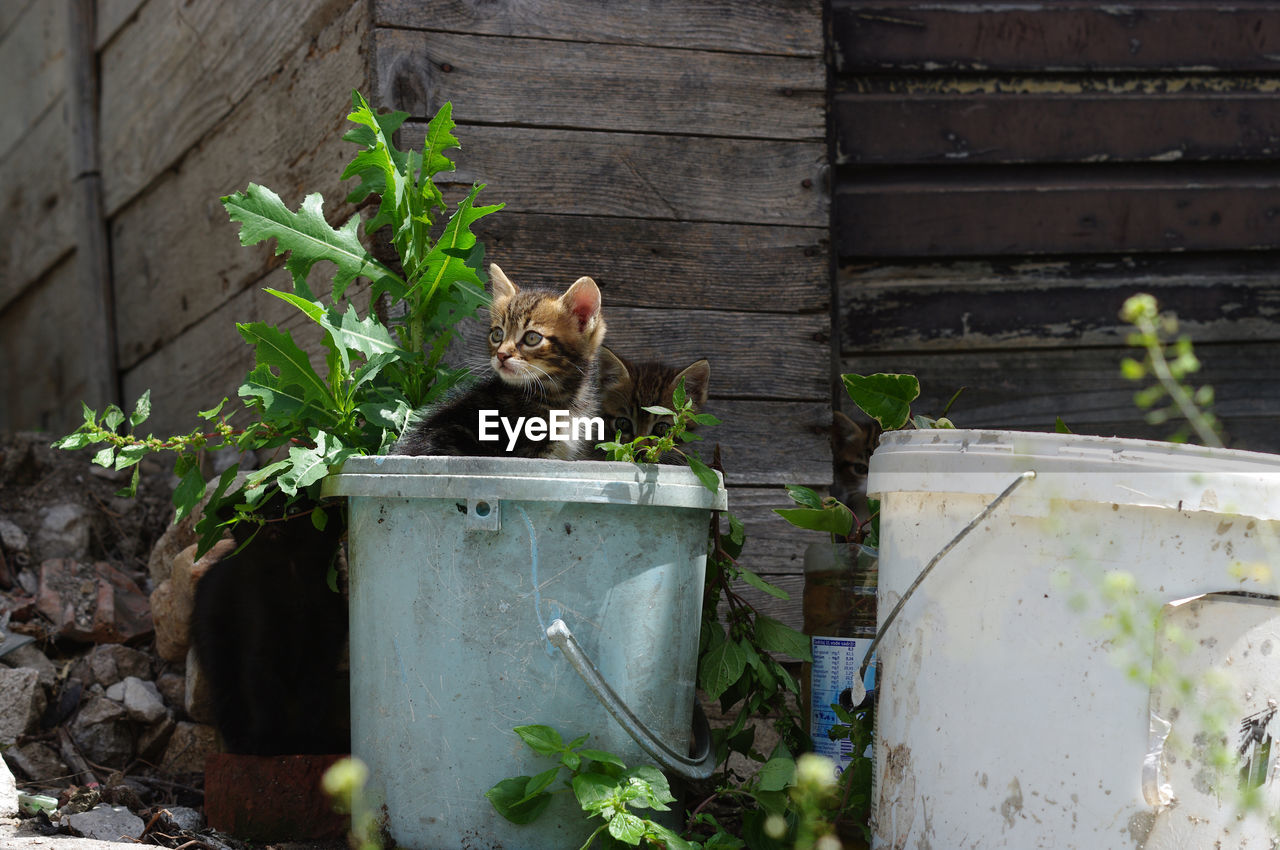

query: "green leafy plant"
left=597, top=377, right=722, bottom=492
left=54, top=92, right=501, bottom=554
left=1119, top=292, right=1223, bottom=446
left=486, top=726, right=693, bottom=849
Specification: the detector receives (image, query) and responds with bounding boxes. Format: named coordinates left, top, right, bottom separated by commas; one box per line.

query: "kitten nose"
left=496, top=348, right=513, bottom=363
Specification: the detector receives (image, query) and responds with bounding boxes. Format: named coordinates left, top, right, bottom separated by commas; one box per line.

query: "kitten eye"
left=521, top=330, right=543, bottom=347
left=653, top=421, right=671, bottom=437
left=489, top=327, right=504, bottom=344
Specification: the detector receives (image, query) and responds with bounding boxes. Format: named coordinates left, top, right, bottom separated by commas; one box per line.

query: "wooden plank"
left=729, top=487, right=825, bottom=574
left=99, top=0, right=361, bottom=214
left=111, top=0, right=369, bottom=371
left=69, top=0, right=119, bottom=411
left=835, top=169, right=1280, bottom=257
left=374, top=29, right=823, bottom=140
left=373, top=0, right=823, bottom=56
left=839, top=255, right=1280, bottom=352
left=0, top=0, right=36, bottom=41
left=836, top=91, right=1280, bottom=165
left=0, top=258, right=89, bottom=434
left=605, top=307, right=829, bottom=400
left=475, top=213, right=829, bottom=313
left=0, top=93, right=73, bottom=312
left=706, top=401, right=833, bottom=487
left=843, top=342, right=1280, bottom=455
left=834, top=2, right=1280, bottom=72
left=0, top=0, right=66, bottom=159
left=96, top=0, right=145, bottom=49
left=401, top=124, right=828, bottom=227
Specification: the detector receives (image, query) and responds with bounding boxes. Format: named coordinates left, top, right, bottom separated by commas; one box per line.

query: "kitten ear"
left=675, top=360, right=710, bottom=407
left=561, top=276, right=602, bottom=331
left=598, top=346, right=631, bottom=390
left=833, top=411, right=872, bottom=449
left=489, top=264, right=518, bottom=301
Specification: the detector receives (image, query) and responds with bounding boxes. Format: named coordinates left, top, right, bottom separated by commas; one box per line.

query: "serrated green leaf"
left=738, top=568, right=790, bottom=601
left=841, top=372, right=920, bottom=430
left=774, top=504, right=854, bottom=536
left=237, top=322, right=332, bottom=408
left=608, top=811, right=647, bottom=845
left=579, top=749, right=627, bottom=768
left=222, top=183, right=403, bottom=302
left=686, top=452, right=720, bottom=494
left=172, top=466, right=207, bottom=523
left=699, top=638, right=747, bottom=700
left=755, top=616, right=812, bottom=662
left=410, top=183, right=503, bottom=309
left=128, top=390, right=151, bottom=428
left=756, top=756, right=795, bottom=792
left=571, top=772, right=618, bottom=812
left=514, top=725, right=564, bottom=756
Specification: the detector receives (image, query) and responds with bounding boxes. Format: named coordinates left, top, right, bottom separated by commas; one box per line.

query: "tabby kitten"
left=395, top=264, right=606, bottom=459
left=594, top=347, right=711, bottom=461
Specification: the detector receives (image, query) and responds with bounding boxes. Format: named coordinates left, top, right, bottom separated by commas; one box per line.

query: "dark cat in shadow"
left=190, top=496, right=348, bottom=755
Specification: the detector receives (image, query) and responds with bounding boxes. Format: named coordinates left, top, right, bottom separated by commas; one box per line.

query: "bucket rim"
left=867, top=429, right=1280, bottom=521
left=321, top=454, right=728, bottom=510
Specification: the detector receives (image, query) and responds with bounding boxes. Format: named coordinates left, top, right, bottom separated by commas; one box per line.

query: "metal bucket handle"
left=850, top=470, right=1036, bottom=705
left=546, top=618, right=716, bottom=781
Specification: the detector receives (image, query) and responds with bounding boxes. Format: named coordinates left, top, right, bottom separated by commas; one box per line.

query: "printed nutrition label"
left=810, top=635, right=873, bottom=773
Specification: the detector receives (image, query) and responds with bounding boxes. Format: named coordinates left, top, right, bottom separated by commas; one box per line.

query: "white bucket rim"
left=322, top=455, right=728, bottom=511
left=868, top=429, right=1280, bottom=521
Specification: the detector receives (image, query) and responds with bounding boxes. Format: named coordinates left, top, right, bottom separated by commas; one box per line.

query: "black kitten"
left=190, top=496, right=348, bottom=755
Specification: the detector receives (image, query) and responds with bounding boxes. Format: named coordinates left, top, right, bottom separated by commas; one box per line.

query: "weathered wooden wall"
left=2, top=0, right=832, bottom=629
left=1, top=0, right=371, bottom=436
left=370, top=0, right=832, bottom=619
left=835, top=2, right=1280, bottom=452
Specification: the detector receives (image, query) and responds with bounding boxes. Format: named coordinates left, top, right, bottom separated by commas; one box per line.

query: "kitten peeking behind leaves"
left=394, top=264, right=606, bottom=459
left=594, top=347, right=711, bottom=462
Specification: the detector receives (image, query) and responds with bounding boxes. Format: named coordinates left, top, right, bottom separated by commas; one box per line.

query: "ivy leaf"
left=774, top=502, right=854, bottom=536
left=222, top=182, right=404, bottom=303
left=842, top=372, right=920, bottom=430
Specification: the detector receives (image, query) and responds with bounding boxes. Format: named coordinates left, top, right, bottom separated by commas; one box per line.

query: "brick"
left=203, top=752, right=349, bottom=842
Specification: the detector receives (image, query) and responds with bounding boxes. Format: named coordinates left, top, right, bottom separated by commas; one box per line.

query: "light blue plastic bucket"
left=322, top=456, right=727, bottom=850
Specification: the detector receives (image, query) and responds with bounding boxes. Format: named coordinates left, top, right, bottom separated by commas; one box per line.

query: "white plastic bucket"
left=867, top=430, right=1280, bottom=849
left=323, top=456, right=726, bottom=850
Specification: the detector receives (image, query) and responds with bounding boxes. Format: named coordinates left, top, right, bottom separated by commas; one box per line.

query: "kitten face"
left=831, top=411, right=882, bottom=519
left=487, top=264, right=605, bottom=390
left=598, top=347, right=710, bottom=444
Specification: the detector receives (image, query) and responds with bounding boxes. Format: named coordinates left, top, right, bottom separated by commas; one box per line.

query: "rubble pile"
left=0, top=432, right=237, bottom=847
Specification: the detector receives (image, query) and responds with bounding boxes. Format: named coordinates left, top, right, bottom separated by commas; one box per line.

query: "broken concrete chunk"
left=33, top=503, right=93, bottom=562
left=0, top=752, right=17, bottom=817
left=3, top=741, right=69, bottom=784
left=69, top=695, right=133, bottom=767
left=105, top=676, right=167, bottom=724
left=0, top=667, right=46, bottom=746
left=0, top=641, right=57, bottom=688
left=161, top=721, right=219, bottom=774
left=36, top=559, right=153, bottom=643
left=65, top=803, right=146, bottom=841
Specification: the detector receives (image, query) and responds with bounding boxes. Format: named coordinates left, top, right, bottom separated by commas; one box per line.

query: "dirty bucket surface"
left=867, top=430, right=1280, bottom=849
left=324, top=456, right=724, bottom=850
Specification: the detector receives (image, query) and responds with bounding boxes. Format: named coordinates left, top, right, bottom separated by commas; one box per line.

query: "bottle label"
left=811, top=635, right=874, bottom=772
